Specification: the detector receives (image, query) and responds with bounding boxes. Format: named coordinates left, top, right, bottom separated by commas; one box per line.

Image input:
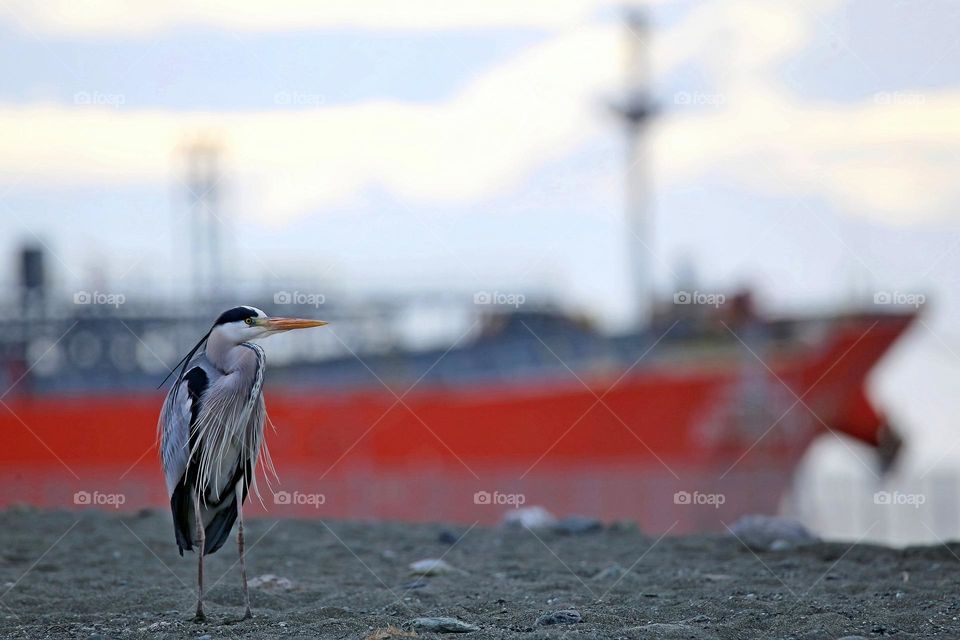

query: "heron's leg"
left=236, top=481, right=252, bottom=619
left=193, top=490, right=206, bottom=622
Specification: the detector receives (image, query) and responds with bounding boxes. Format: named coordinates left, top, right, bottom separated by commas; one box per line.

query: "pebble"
left=502, top=506, right=557, bottom=530
left=437, top=529, right=459, bottom=544
left=248, top=574, right=295, bottom=591
left=405, top=617, right=479, bottom=633
left=728, top=514, right=818, bottom=551
left=553, top=515, right=603, bottom=535
left=197, top=635, right=212, bottom=640
left=535, top=609, right=582, bottom=626
left=401, top=578, right=429, bottom=589
left=409, top=558, right=459, bottom=576
left=608, top=520, right=640, bottom=532
left=769, top=539, right=795, bottom=551
left=367, top=626, right=417, bottom=640
left=703, top=573, right=732, bottom=582
left=593, top=563, right=628, bottom=580
left=836, top=637, right=867, bottom=640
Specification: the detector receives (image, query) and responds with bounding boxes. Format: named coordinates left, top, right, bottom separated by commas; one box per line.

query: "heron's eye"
left=244, top=318, right=255, bottom=326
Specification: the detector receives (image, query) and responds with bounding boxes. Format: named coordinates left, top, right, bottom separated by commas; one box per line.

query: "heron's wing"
left=158, top=358, right=214, bottom=496
left=160, top=355, right=224, bottom=555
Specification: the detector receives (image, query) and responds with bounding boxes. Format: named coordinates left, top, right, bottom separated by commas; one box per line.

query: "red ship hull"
left=0, top=312, right=913, bottom=532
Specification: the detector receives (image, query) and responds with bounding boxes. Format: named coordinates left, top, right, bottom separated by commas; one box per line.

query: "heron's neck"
left=205, top=331, right=251, bottom=373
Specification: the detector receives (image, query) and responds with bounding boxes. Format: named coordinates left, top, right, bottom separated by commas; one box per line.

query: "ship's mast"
left=612, top=10, right=656, bottom=327
left=183, top=137, right=224, bottom=303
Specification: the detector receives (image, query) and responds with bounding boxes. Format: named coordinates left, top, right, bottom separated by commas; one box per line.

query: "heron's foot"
left=193, top=606, right=206, bottom=623
left=242, top=607, right=252, bottom=621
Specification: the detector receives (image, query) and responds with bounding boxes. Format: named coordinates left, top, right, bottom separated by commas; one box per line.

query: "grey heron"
left=158, top=305, right=327, bottom=620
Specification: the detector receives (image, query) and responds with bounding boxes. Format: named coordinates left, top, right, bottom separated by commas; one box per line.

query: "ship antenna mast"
left=183, top=136, right=225, bottom=303
left=611, top=9, right=657, bottom=327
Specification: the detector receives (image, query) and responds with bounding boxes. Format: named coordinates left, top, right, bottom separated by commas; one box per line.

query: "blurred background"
left=0, top=0, right=958, bottom=545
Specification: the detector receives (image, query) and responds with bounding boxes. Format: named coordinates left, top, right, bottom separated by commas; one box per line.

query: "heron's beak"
left=262, top=317, right=329, bottom=332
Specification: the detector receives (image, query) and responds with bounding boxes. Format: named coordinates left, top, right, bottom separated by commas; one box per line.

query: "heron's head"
left=212, top=306, right=328, bottom=345
left=160, top=305, right=328, bottom=388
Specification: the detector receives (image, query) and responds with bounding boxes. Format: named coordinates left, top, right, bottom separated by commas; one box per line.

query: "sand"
left=1, top=508, right=959, bottom=639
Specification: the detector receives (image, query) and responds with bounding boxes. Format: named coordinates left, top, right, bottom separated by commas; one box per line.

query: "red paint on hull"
left=0, top=313, right=913, bottom=532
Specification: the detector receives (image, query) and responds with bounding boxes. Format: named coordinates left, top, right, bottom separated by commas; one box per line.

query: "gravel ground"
left=1, top=508, right=960, bottom=639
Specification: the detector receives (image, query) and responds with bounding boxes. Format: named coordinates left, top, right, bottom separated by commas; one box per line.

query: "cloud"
left=651, top=0, right=960, bottom=225
left=0, top=24, right=624, bottom=224
left=0, top=0, right=619, bottom=36
left=658, top=91, right=960, bottom=225
left=1, top=0, right=959, bottom=228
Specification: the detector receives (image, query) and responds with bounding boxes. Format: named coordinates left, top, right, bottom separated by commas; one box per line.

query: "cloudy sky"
left=2, top=0, right=960, bottom=463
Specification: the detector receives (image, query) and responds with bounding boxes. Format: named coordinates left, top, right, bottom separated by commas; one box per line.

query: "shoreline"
left=0, top=508, right=957, bottom=639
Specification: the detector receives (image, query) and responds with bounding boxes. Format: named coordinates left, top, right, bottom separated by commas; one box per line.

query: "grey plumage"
left=156, top=305, right=327, bottom=620
left=159, top=344, right=270, bottom=555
